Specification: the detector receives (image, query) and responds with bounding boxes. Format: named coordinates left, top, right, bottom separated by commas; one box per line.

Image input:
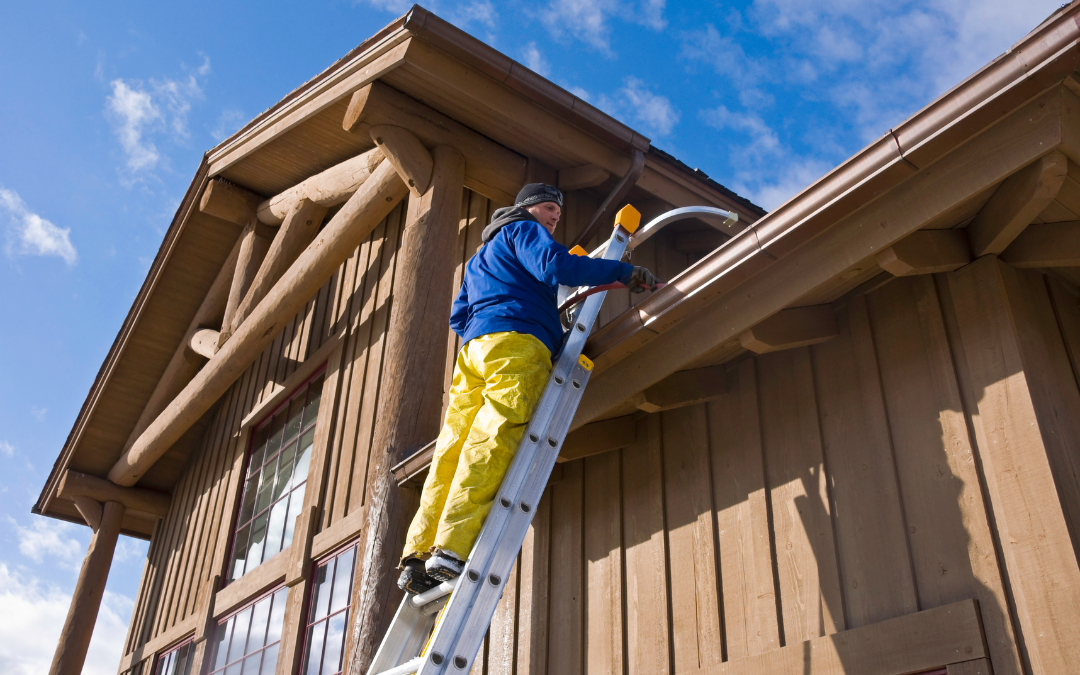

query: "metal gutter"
left=584, top=1, right=1080, bottom=367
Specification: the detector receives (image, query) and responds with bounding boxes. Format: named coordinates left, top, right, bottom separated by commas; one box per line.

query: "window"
left=229, top=372, right=324, bottom=582
left=152, top=639, right=194, bottom=675
left=300, top=543, right=358, bottom=675
left=208, top=586, right=288, bottom=675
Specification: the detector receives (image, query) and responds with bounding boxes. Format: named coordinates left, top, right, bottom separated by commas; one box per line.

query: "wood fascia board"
left=574, top=86, right=1075, bottom=428
left=687, top=599, right=984, bottom=675
left=35, top=162, right=212, bottom=518
left=207, top=35, right=412, bottom=177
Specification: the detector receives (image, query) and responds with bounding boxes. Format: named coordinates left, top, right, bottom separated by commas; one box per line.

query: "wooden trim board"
left=690, top=600, right=984, bottom=675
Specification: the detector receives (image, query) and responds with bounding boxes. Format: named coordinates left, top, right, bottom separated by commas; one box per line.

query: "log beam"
left=558, top=414, right=637, bottom=462
left=1001, top=221, right=1080, bottom=267
left=257, top=148, right=384, bottom=225
left=57, top=470, right=171, bottom=517
left=187, top=327, right=219, bottom=361
left=48, top=501, right=125, bottom=675
left=347, top=145, right=466, bottom=674
left=118, top=234, right=242, bottom=458
left=220, top=219, right=274, bottom=344
left=343, top=80, right=525, bottom=204
left=558, top=164, right=610, bottom=191
left=109, top=159, right=409, bottom=486
left=877, top=229, right=972, bottom=276
left=739, top=306, right=838, bottom=354
left=968, top=150, right=1067, bottom=256
left=230, top=198, right=327, bottom=335
left=371, top=125, right=434, bottom=197
left=199, top=178, right=262, bottom=227
left=632, top=364, right=728, bottom=413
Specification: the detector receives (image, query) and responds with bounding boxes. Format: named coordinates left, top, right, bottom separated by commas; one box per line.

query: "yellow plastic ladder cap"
left=578, top=354, right=594, bottom=371
left=568, top=245, right=588, bottom=256
left=614, top=204, right=641, bottom=234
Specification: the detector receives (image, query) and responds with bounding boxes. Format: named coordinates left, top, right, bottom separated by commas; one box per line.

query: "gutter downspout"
left=571, top=148, right=647, bottom=249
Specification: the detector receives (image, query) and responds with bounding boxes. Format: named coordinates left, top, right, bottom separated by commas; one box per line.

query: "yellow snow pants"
left=402, top=331, right=552, bottom=564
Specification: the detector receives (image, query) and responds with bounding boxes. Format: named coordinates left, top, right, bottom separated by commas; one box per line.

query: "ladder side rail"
left=416, top=226, right=630, bottom=674
left=448, top=358, right=592, bottom=668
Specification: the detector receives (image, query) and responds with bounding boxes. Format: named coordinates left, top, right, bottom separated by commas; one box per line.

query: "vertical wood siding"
left=123, top=195, right=1080, bottom=675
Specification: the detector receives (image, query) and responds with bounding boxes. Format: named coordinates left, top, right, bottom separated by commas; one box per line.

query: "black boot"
left=397, top=558, right=438, bottom=595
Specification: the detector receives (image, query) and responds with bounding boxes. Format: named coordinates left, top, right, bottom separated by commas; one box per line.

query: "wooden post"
left=109, top=159, right=408, bottom=486
left=48, top=501, right=126, bottom=675
left=946, top=255, right=1080, bottom=673
left=346, top=144, right=466, bottom=674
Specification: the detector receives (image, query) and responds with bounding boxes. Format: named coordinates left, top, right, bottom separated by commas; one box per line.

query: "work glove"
left=623, top=266, right=659, bottom=293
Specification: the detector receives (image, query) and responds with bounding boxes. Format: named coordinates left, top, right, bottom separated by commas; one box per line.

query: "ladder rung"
left=375, top=656, right=423, bottom=675
left=409, top=578, right=457, bottom=610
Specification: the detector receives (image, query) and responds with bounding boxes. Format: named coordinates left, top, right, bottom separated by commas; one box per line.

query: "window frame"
left=296, top=539, right=360, bottom=675
left=225, top=366, right=327, bottom=584
left=150, top=636, right=195, bottom=675
left=206, top=583, right=290, bottom=675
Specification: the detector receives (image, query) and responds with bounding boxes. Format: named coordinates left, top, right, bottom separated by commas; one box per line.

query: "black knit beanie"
left=515, top=183, right=564, bottom=208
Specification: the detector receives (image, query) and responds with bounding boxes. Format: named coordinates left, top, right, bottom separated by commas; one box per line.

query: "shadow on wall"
left=555, top=271, right=1058, bottom=675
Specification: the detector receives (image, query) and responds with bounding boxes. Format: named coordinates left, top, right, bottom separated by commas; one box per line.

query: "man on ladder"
left=397, top=182, right=659, bottom=594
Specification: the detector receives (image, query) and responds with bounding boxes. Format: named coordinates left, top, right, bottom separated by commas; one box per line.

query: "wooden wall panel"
left=708, top=358, right=779, bottom=660
left=757, top=348, right=846, bottom=644
left=869, top=275, right=1021, bottom=675
left=809, top=297, right=917, bottom=628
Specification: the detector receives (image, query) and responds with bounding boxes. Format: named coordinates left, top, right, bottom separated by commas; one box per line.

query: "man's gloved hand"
left=623, top=266, right=659, bottom=293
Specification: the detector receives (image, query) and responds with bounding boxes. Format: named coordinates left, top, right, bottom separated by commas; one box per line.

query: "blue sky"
left=0, top=0, right=1062, bottom=672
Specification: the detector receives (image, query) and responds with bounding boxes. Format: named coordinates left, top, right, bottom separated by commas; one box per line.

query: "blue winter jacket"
left=450, top=207, right=633, bottom=356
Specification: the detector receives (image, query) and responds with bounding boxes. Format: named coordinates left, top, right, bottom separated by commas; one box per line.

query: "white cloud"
left=739, top=157, right=834, bottom=211
left=540, top=0, right=668, bottom=54
left=0, top=564, right=133, bottom=675
left=105, top=57, right=210, bottom=181
left=0, top=441, right=12, bottom=458
left=114, top=538, right=149, bottom=565
left=599, top=77, right=680, bottom=137
left=0, top=188, right=77, bottom=265
left=521, top=42, right=550, bottom=77
left=12, top=518, right=83, bottom=567
left=30, top=406, right=47, bottom=422
left=701, top=106, right=781, bottom=155
left=355, top=0, right=496, bottom=28
left=212, top=108, right=248, bottom=142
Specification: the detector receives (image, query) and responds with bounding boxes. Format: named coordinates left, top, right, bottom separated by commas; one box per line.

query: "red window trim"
left=296, top=538, right=360, bottom=675
left=223, top=364, right=328, bottom=586
left=151, top=635, right=195, bottom=674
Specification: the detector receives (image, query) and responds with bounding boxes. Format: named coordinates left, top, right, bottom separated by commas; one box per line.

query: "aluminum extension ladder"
left=367, top=203, right=736, bottom=675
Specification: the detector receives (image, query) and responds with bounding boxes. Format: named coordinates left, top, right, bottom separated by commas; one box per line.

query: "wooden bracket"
left=968, top=150, right=1067, bottom=256
left=199, top=178, right=263, bottom=228
left=877, top=229, right=972, bottom=276
left=57, top=470, right=171, bottom=518
left=370, top=125, right=434, bottom=197
left=70, top=495, right=102, bottom=531
left=631, top=364, right=728, bottom=413
left=740, top=305, right=839, bottom=354
left=1001, top=221, right=1080, bottom=267
left=558, top=164, right=610, bottom=191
